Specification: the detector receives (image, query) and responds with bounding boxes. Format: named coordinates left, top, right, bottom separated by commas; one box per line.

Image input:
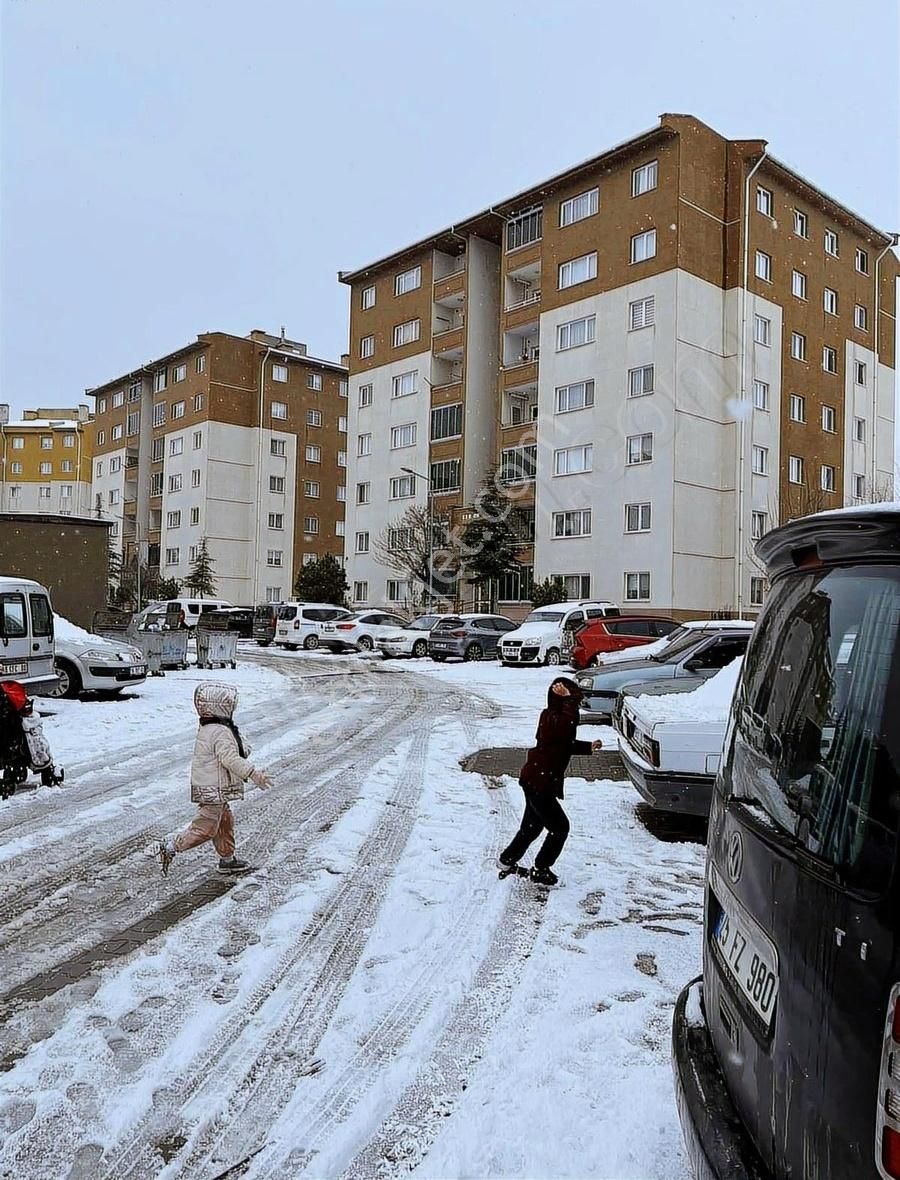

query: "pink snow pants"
left=173, top=803, right=236, bottom=858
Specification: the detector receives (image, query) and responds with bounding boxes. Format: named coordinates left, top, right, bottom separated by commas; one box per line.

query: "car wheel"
left=303, top=634, right=319, bottom=651
left=464, top=643, right=483, bottom=662
left=285, top=643, right=297, bottom=652
left=545, top=648, right=561, bottom=666
left=412, top=639, right=428, bottom=658
left=357, top=635, right=374, bottom=652
left=256, top=640, right=271, bottom=647
left=432, top=653, right=446, bottom=662
left=52, top=659, right=82, bottom=700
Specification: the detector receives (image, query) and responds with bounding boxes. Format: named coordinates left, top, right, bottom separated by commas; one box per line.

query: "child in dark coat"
left=499, top=676, right=602, bottom=885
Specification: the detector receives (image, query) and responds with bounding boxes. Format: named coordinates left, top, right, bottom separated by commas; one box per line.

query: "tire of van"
left=545, top=648, right=561, bottom=666
left=303, top=634, right=319, bottom=650
left=256, top=640, right=271, bottom=647
left=54, top=658, right=83, bottom=700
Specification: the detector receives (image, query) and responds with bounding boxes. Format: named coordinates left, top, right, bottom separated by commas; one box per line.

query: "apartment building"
left=89, top=330, right=347, bottom=604
left=340, top=113, right=898, bottom=617
left=0, top=405, right=94, bottom=516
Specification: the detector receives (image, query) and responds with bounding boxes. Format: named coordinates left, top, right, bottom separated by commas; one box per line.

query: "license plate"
left=323, top=625, right=335, bottom=632
left=713, top=882, right=779, bottom=1028
left=1, top=662, right=28, bottom=675
left=129, top=666, right=146, bottom=678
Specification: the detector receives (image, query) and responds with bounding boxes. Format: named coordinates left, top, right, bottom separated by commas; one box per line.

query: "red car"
left=569, top=614, right=679, bottom=670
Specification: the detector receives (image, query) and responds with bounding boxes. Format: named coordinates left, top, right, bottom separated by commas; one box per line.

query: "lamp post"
left=401, top=465, right=432, bottom=609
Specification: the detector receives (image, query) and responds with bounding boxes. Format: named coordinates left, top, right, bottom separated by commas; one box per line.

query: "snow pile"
left=54, top=614, right=118, bottom=646
left=598, top=635, right=668, bottom=665
left=630, top=657, right=744, bottom=725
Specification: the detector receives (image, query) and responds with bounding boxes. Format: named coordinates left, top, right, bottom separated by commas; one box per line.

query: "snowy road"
left=0, top=652, right=701, bottom=1180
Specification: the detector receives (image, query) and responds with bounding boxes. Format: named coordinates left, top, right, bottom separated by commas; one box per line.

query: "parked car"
left=252, top=602, right=282, bottom=646
left=164, top=597, right=233, bottom=627
left=319, top=609, right=408, bottom=652
left=0, top=575, right=57, bottom=694
left=499, top=601, right=620, bottom=667
left=567, top=614, right=679, bottom=669
left=275, top=603, right=351, bottom=650
left=673, top=505, right=900, bottom=1180
left=202, top=607, right=254, bottom=639
left=594, top=618, right=755, bottom=668
left=375, top=615, right=446, bottom=659
left=428, top=614, right=518, bottom=662
left=51, top=616, right=147, bottom=698
left=615, top=658, right=743, bottom=816
left=575, top=625, right=751, bottom=723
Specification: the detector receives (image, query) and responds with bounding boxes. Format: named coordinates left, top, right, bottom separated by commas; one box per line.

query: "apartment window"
left=556, top=314, right=595, bottom=351
left=39, top=486, right=51, bottom=500
left=192, top=430, right=202, bottom=450
left=823, top=346, right=838, bottom=374
left=196, top=354, right=206, bottom=374
left=109, top=456, right=122, bottom=473
left=357, top=432, right=372, bottom=456
left=555, top=380, right=594, bottom=413
left=388, top=526, right=415, bottom=551
left=560, top=187, right=599, bottom=227
left=167, top=437, right=182, bottom=457
left=153, top=402, right=166, bottom=427
left=754, top=315, right=771, bottom=345
left=630, top=229, right=657, bottom=264
left=393, top=319, right=420, bottom=347
left=431, top=403, right=463, bottom=440
left=269, top=475, right=285, bottom=493
left=151, top=437, right=164, bottom=462
left=97, top=399, right=107, bottom=414
left=97, top=430, right=106, bottom=446
left=853, top=474, right=866, bottom=500
left=170, top=363, right=185, bottom=384
left=127, top=411, right=140, bottom=436
left=500, top=444, right=537, bottom=484
left=338, top=450, right=347, bottom=467
left=558, top=252, right=597, bottom=290
left=824, top=228, right=839, bottom=256
left=361, top=285, right=376, bottom=310
left=854, top=304, right=868, bottom=331
left=272, top=363, right=288, bottom=383
left=554, top=444, right=593, bottom=476
left=335, top=521, right=345, bottom=537
left=359, top=383, right=373, bottom=407
left=339, top=380, right=348, bottom=397
left=265, top=585, right=282, bottom=602
left=625, top=502, right=652, bottom=533
left=167, top=510, right=181, bottom=528
left=752, top=445, right=769, bottom=475
left=629, top=296, right=655, bottom=330
left=498, top=564, right=534, bottom=603
left=305, top=480, right=320, bottom=497
left=624, top=572, right=651, bottom=601
left=165, top=548, right=180, bottom=566
left=168, top=473, right=183, bottom=493
left=824, top=287, right=838, bottom=316
left=386, top=579, right=410, bottom=603
left=751, top=510, right=768, bottom=541
left=750, top=577, right=767, bottom=608
left=302, top=516, right=318, bottom=535
left=268, top=512, right=284, bottom=530
left=632, top=160, right=658, bottom=196
left=791, top=332, right=807, bottom=361
left=191, top=468, right=201, bottom=488
left=267, top=550, right=283, bottom=567
left=307, top=409, right=323, bottom=427
left=360, top=335, right=375, bottom=359
left=190, top=507, right=200, bottom=525
left=11, top=437, right=24, bottom=450
left=150, top=473, right=164, bottom=497
left=338, top=416, right=347, bottom=432
left=302, top=553, right=317, bottom=566
left=506, top=207, right=543, bottom=251
left=353, top=581, right=368, bottom=602
left=39, top=461, right=52, bottom=475
left=626, top=433, right=653, bottom=465
left=856, top=248, right=869, bottom=274
left=10, top=462, right=22, bottom=475
left=753, top=379, right=770, bottom=411
left=41, top=435, right=53, bottom=449
left=154, top=369, right=167, bottom=393
left=306, top=445, right=321, bottom=463
left=793, top=209, right=809, bottom=238
left=789, top=394, right=806, bottom=422
left=390, top=474, right=416, bottom=499
left=822, top=404, right=837, bottom=433
left=271, top=401, right=288, bottom=420
left=8, top=485, right=19, bottom=498
left=193, top=394, right=204, bottom=412
left=791, top=270, right=807, bottom=300
left=553, top=509, right=592, bottom=538
left=111, top=424, right=124, bottom=441
left=627, top=364, right=654, bottom=398
left=394, top=266, right=422, bottom=296
left=821, top=464, right=836, bottom=493
left=431, top=459, right=461, bottom=493
left=356, top=481, right=370, bottom=504
left=356, top=531, right=370, bottom=553
left=307, top=373, right=323, bottom=392
left=268, top=438, right=286, bottom=458
left=392, top=370, right=418, bottom=398
left=390, top=423, right=416, bottom=449
left=168, top=401, right=184, bottom=422
left=62, top=434, right=75, bottom=448
left=789, top=455, right=805, bottom=484
left=756, top=186, right=773, bottom=217
left=855, top=360, right=867, bottom=384
left=336, top=485, right=346, bottom=502
left=755, top=250, right=772, bottom=282
left=552, top=574, right=590, bottom=600
left=109, top=521, right=118, bottom=536
left=854, top=416, right=866, bottom=442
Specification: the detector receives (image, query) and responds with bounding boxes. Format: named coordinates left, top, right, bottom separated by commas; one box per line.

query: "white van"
left=0, top=576, right=58, bottom=693
left=136, top=597, right=233, bottom=630
left=499, top=600, right=620, bottom=666
left=275, top=602, right=352, bottom=650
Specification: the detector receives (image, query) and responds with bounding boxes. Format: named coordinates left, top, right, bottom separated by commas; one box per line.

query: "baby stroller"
left=0, top=681, right=65, bottom=799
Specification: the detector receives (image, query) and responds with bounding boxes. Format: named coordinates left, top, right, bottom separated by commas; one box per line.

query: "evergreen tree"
left=184, top=537, right=217, bottom=598
left=293, top=554, right=349, bottom=606
left=530, top=576, right=568, bottom=608
left=458, top=475, right=526, bottom=611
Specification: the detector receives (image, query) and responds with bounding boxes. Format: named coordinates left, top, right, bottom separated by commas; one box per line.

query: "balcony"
left=504, top=257, right=542, bottom=325
left=502, top=385, right=538, bottom=429
left=433, top=263, right=466, bottom=303
left=432, top=322, right=465, bottom=360
left=502, top=321, right=540, bottom=383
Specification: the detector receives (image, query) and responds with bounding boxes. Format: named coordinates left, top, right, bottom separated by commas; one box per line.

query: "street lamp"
left=401, top=465, right=432, bottom=609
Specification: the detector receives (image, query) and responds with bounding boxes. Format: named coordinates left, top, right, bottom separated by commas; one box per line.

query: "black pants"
left=500, top=788, right=570, bottom=869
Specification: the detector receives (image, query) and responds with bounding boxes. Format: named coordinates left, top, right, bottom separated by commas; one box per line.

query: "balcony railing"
left=505, top=290, right=542, bottom=313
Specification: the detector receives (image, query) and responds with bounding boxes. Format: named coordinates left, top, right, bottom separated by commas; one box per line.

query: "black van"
left=252, top=602, right=282, bottom=646
left=673, top=506, right=900, bottom=1180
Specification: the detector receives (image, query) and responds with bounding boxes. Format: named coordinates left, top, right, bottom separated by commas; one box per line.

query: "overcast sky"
left=1, top=0, right=898, bottom=417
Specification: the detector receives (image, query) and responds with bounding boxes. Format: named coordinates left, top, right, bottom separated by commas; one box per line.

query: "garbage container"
left=196, top=626, right=238, bottom=670
left=158, top=630, right=190, bottom=670
left=92, top=610, right=135, bottom=644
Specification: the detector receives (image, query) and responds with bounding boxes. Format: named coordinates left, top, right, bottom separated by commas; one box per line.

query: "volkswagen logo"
left=726, top=831, right=744, bottom=884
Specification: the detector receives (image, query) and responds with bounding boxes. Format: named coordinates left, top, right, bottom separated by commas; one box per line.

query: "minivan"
left=673, top=505, right=900, bottom=1180
left=253, top=602, right=282, bottom=646
left=0, top=576, right=57, bottom=693
left=275, top=603, right=352, bottom=650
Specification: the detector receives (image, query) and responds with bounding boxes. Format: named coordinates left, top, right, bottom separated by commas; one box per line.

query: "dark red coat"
left=519, top=677, right=592, bottom=798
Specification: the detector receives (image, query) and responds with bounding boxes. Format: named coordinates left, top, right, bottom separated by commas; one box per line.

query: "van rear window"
left=730, top=564, right=900, bottom=893
left=0, top=594, right=27, bottom=638
left=278, top=606, right=298, bottom=621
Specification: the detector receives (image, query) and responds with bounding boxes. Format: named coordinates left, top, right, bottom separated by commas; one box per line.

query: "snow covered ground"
left=0, top=649, right=702, bottom=1180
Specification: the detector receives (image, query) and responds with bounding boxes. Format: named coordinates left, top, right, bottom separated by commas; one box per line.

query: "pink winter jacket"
left=190, top=722, right=255, bottom=804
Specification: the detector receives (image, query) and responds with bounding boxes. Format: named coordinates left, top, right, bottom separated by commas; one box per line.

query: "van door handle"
left=33, top=643, right=40, bottom=652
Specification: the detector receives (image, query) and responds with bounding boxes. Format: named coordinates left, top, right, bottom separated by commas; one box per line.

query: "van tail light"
left=648, top=739, right=661, bottom=768
left=336, top=623, right=355, bottom=630
left=878, top=986, right=900, bottom=1177
left=293, top=620, right=300, bottom=630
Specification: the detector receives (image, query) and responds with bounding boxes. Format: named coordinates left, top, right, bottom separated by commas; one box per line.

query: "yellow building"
left=0, top=405, right=94, bottom=516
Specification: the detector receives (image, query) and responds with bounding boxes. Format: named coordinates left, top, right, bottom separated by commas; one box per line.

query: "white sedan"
left=51, top=625, right=147, bottom=699
left=319, top=610, right=408, bottom=653
left=375, top=614, right=445, bottom=659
